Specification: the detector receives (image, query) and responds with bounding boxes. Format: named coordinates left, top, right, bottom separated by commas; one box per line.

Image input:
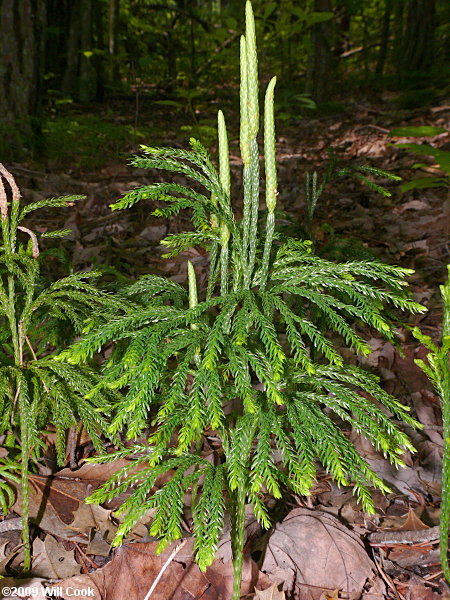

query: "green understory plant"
left=413, top=266, right=450, bottom=582
left=0, top=165, right=121, bottom=573
left=62, top=4, right=425, bottom=598
left=389, top=126, right=450, bottom=192
left=304, top=149, right=402, bottom=243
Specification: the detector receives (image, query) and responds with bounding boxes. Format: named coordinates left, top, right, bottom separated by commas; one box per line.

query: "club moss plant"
left=0, top=165, right=122, bottom=573
left=61, top=4, right=425, bottom=597
left=413, top=267, right=450, bottom=582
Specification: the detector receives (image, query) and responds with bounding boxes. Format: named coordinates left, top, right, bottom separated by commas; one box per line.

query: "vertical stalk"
left=240, top=36, right=251, bottom=286
left=246, top=140, right=259, bottom=286
left=188, top=260, right=198, bottom=314
left=231, top=485, right=247, bottom=600
left=0, top=167, right=32, bottom=573
left=17, top=320, right=31, bottom=573
left=245, top=2, right=259, bottom=145
left=244, top=2, right=260, bottom=287
left=218, top=110, right=230, bottom=296
left=206, top=243, right=220, bottom=300
left=188, top=261, right=201, bottom=367
left=305, top=171, right=318, bottom=244
left=260, top=76, right=277, bottom=290
left=240, top=33, right=251, bottom=279
left=228, top=414, right=257, bottom=599
left=20, top=397, right=31, bottom=573
left=441, top=394, right=450, bottom=581
left=220, top=240, right=229, bottom=296
left=439, top=268, right=450, bottom=581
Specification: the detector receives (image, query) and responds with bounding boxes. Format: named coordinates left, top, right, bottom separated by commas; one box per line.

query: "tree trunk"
left=0, top=0, right=46, bottom=159
left=79, top=0, right=94, bottom=103
left=334, top=2, right=350, bottom=57
left=398, top=0, right=436, bottom=86
left=62, top=0, right=97, bottom=103
left=62, top=1, right=81, bottom=97
left=306, top=0, right=335, bottom=103
left=45, top=0, right=71, bottom=91
left=375, top=0, right=392, bottom=77
left=107, top=0, right=119, bottom=84
left=94, top=0, right=106, bottom=102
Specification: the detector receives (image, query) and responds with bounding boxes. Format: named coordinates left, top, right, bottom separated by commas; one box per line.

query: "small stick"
left=0, top=175, right=8, bottom=219
left=143, top=538, right=188, bottom=600
left=17, top=226, right=39, bottom=258
left=68, top=425, right=78, bottom=470
left=73, top=542, right=102, bottom=570
left=0, top=163, right=20, bottom=219
left=25, top=335, right=38, bottom=362
left=26, top=335, right=50, bottom=395
left=368, top=525, right=440, bottom=546
left=0, top=164, right=20, bottom=207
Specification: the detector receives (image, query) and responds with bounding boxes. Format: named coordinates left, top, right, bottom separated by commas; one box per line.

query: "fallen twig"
left=369, top=525, right=440, bottom=546
left=143, top=538, right=188, bottom=600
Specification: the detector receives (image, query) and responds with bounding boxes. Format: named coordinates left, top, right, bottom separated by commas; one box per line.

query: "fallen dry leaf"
left=254, top=583, right=286, bottom=599
left=395, top=507, right=430, bottom=531
left=32, top=536, right=81, bottom=579
left=0, top=541, right=20, bottom=575
left=397, top=575, right=439, bottom=600
left=12, top=477, right=90, bottom=544
left=11, top=461, right=161, bottom=544
left=388, top=546, right=439, bottom=570
left=0, top=577, right=50, bottom=600
left=86, top=530, right=112, bottom=557
left=349, top=429, right=441, bottom=500
left=359, top=338, right=395, bottom=369
left=400, top=199, right=430, bottom=211
left=206, top=553, right=258, bottom=600
left=69, top=503, right=118, bottom=542
left=412, top=391, right=443, bottom=446
left=55, top=540, right=257, bottom=600
left=260, top=508, right=385, bottom=600
left=215, top=504, right=261, bottom=563
left=47, top=460, right=149, bottom=510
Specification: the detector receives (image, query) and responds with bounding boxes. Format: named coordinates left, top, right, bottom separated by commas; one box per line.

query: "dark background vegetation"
left=1, top=0, right=449, bottom=165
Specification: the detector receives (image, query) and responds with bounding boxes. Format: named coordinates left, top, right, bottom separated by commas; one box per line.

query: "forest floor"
left=1, top=94, right=449, bottom=600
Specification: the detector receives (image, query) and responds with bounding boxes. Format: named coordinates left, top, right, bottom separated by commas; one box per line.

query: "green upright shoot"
left=0, top=165, right=121, bottom=572
left=413, top=267, right=450, bottom=582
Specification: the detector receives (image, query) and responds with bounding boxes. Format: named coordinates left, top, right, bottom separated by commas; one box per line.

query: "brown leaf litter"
left=260, top=508, right=385, bottom=600
left=3, top=540, right=257, bottom=600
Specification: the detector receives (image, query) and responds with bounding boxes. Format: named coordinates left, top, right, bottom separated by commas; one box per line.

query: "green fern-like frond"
left=0, top=458, right=21, bottom=515
left=0, top=163, right=128, bottom=572
left=19, top=195, right=85, bottom=221
left=192, top=463, right=226, bottom=571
